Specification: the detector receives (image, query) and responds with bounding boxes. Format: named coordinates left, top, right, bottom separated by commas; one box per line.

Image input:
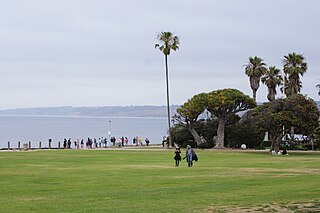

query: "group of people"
left=110, top=136, right=150, bottom=147
left=62, top=136, right=151, bottom=149
left=132, top=136, right=150, bottom=146
left=174, top=145, right=198, bottom=167
left=63, top=137, right=106, bottom=149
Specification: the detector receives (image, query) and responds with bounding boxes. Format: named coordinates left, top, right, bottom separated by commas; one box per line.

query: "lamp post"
left=108, top=119, right=111, bottom=147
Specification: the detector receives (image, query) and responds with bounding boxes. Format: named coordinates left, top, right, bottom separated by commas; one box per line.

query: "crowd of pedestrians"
left=61, top=136, right=151, bottom=149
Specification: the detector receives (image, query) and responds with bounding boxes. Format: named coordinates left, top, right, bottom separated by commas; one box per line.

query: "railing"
left=2, top=140, right=59, bottom=150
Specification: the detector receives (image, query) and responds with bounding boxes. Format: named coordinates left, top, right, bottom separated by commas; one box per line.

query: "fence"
left=2, top=140, right=61, bottom=150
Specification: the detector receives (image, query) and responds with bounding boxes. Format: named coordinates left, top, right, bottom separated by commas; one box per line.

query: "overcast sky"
left=0, top=0, right=319, bottom=109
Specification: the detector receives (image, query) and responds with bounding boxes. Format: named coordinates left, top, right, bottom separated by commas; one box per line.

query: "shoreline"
left=1, top=146, right=319, bottom=153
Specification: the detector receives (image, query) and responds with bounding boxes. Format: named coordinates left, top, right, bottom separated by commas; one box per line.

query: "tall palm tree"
left=245, top=56, right=268, bottom=102
left=261, top=66, right=283, bottom=102
left=283, top=52, right=307, bottom=97
left=155, top=32, right=179, bottom=148
left=283, top=52, right=308, bottom=140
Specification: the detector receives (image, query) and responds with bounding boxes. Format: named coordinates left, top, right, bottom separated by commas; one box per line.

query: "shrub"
left=225, top=121, right=265, bottom=149
left=171, top=124, right=193, bottom=148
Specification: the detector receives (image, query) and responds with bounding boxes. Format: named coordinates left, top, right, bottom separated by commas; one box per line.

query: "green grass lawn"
left=0, top=149, right=319, bottom=213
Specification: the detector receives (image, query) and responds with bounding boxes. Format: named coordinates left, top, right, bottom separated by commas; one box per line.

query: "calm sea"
left=0, top=115, right=168, bottom=149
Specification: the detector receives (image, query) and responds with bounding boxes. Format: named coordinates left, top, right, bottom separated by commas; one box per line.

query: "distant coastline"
left=0, top=106, right=179, bottom=118
left=0, top=101, right=318, bottom=118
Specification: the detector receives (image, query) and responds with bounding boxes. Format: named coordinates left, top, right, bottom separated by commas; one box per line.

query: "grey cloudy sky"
left=0, top=0, right=319, bottom=109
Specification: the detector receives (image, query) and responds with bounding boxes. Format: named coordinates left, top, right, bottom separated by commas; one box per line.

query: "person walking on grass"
left=174, top=147, right=181, bottom=167
left=185, top=145, right=195, bottom=167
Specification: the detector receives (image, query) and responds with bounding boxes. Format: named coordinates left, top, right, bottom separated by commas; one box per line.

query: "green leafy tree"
left=247, top=94, right=319, bottom=150
left=261, top=66, right=283, bottom=102
left=245, top=56, right=268, bottom=102
left=155, top=31, right=180, bottom=148
left=283, top=52, right=307, bottom=97
left=176, top=93, right=208, bottom=145
left=207, top=88, right=256, bottom=149
left=312, top=125, right=320, bottom=150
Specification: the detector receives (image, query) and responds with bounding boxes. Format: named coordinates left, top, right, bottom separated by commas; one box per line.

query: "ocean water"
left=0, top=115, right=168, bottom=149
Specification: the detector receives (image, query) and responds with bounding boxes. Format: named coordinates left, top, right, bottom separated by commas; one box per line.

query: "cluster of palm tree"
left=154, top=31, right=317, bottom=149
left=245, top=53, right=308, bottom=102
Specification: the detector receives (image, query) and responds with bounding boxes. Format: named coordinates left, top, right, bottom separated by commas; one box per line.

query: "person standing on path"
left=145, top=138, right=150, bottom=146
left=121, top=136, right=124, bottom=147
left=125, top=137, right=128, bottom=146
left=80, top=139, right=84, bottom=149
left=63, top=138, right=67, bottom=149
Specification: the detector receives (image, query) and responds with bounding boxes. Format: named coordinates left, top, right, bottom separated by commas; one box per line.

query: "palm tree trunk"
left=253, top=89, right=257, bottom=103
left=165, top=54, right=172, bottom=148
left=267, top=87, right=275, bottom=102
left=250, top=77, right=259, bottom=102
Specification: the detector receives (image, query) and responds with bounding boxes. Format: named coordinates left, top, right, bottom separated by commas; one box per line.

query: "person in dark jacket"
left=174, top=147, right=181, bottom=167
left=145, top=138, right=150, bottom=146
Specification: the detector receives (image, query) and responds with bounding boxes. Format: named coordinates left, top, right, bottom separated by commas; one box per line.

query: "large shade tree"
left=207, top=89, right=256, bottom=149
left=175, top=93, right=208, bottom=145
left=261, top=66, right=283, bottom=102
left=247, top=94, right=320, bottom=150
left=283, top=52, right=307, bottom=97
left=155, top=31, right=180, bottom=148
left=245, top=56, right=268, bottom=102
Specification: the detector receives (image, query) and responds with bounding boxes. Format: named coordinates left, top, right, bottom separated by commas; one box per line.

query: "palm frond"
left=155, top=31, right=180, bottom=55
left=283, top=52, right=308, bottom=97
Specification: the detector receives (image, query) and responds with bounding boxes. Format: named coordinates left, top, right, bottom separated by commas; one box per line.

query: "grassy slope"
left=0, top=149, right=319, bottom=213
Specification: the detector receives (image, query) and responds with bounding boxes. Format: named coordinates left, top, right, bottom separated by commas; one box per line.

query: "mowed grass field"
left=0, top=149, right=319, bottom=213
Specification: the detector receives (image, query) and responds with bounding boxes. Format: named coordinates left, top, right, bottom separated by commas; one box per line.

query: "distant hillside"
left=0, top=101, right=318, bottom=118
left=0, top=106, right=179, bottom=118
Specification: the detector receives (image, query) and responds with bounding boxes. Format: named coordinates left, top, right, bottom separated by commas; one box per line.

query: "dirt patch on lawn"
left=199, top=201, right=320, bottom=212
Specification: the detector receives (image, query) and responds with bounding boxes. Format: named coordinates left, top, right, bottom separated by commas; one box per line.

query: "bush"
left=181, top=140, right=197, bottom=148
left=291, top=144, right=308, bottom=151
left=195, top=119, right=218, bottom=145
left=171, top=124, right=193, bottom=148
left=198, top=138, right=215, bottom=149
left=225, top=121, right=265, bottom=149
left=171, top=119, right=218, bottom=149
left=258, top=140, right=272, bottom=149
